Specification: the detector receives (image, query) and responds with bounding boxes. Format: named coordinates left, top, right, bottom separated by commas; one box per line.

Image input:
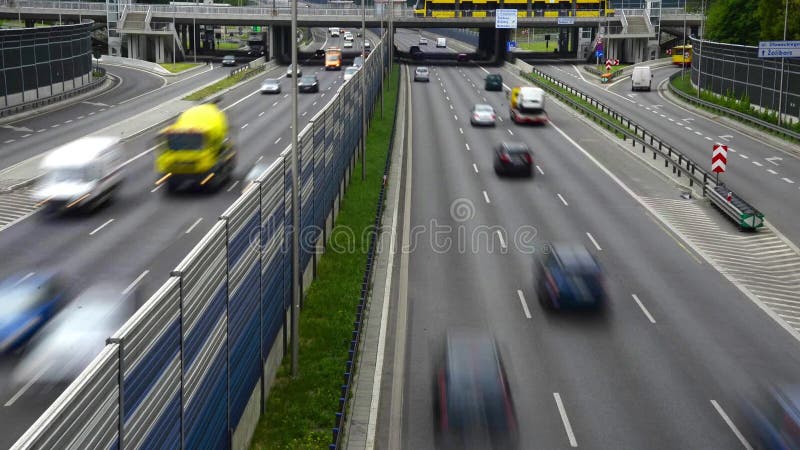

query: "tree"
left=705, top=0, right=760, bottom=45
left=757, top=0, right=800, bottom=41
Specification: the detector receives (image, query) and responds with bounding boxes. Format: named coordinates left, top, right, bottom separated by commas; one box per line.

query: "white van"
left=436, top=37, right=447, bottom=48
left=631, top=66, right=653, bottom=91
left=329, top=27, right=340, bottom=37
left=33, top=136, right=126, bottom=213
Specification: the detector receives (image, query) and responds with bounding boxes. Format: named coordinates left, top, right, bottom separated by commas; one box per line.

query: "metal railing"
left=667, top=71, right=800, bottom=142
left=0, top=71, right=106, bottom=118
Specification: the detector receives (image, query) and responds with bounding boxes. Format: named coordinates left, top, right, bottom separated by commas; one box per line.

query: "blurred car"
left=298, top=75, right=320, bottom=93
left=409, top=45, right=424, bottom=61
left=11, top=283, right=138, bottom=386
left=0, top=273, right=67, bottom=355
left=353, top=56, right=364, bottom=69
left=343, top=66, right=359, bottom=82
left=493, top=142, right=533, bottom=177
left=364, top=40, right=371, bottom=49
left=260, top=78, right=281, bottom=94
left=742, top=384, right=800, bottom=449
left=286, top=64, right=302, bottom=78
left=419, top=36, right=428, bottom=45
left=343, top=40, right=353, bottom=48
left=242, top=162, right=270, bottom=193
left=470, top=104, right=496, bottom=126
left=456, top=52, right=469, bottom=62
left=536, top=243, right=607, bottom=310
left=434, top=329, right=518, bottom=450
left=221, top=55, right=236, bottom=66
left=485, top=73, right=503, bottom=91
left=247, top=45, right=264, bottom=56
left=414, top=66, right=430, bottom=82
left=314, top=48, right=326, bottom=57
left=356, top=31, right=362, bottom=37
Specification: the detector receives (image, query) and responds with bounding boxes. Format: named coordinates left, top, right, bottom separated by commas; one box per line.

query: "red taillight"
left=473, top=114, right=480, bottom=120
left=499, top=153, right=511, bottom=163
left=522, top=153, right=532, bottom=164
left=491, top=114, right=496, bottom=120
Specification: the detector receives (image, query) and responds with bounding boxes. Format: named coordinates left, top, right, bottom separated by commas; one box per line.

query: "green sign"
left=252, top=26, right=261, bottom=32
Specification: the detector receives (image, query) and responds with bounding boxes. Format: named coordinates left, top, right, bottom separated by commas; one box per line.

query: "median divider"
left=519, top=65, right=767, bottom=229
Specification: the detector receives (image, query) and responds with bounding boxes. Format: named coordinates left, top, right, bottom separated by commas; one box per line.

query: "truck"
left=509, top=86, right=547, bottom=125
left=155, top=102, right=236, bottom=192
left=325, top=47, right=342, bottom=70
left=329, top=27, right=340, bottom=37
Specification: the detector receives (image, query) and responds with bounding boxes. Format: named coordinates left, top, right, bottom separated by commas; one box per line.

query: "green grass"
left=249, top=66, right=400, bottom=450
left=518, top=41, right=559, bottom=52
left=670, top=73, right=800, bottom=139
left=159, top=62, right=201, bottom=73
left=183, top=66, right=261, bottom=101
left=216, top=41, right=242, bottom=50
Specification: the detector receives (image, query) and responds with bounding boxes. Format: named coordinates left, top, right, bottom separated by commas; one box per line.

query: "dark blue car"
left=0, top=273, right=66, bottom=355
left=536, top=244, right=606, bottom=310
left=743, top=384, right=800, bottom=449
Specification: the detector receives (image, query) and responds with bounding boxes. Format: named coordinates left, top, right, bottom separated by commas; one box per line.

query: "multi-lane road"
left=369, top=29, right=800, bottom=449
left=0, top=30, right=371, bottom=448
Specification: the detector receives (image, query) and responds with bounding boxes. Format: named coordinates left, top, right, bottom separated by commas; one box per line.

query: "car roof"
left=500, top=142, right=529, bottom=152
left=42, top=137, right=119, bottom=168
left=416, top=66, right=428, bottom=71
left=549, top=244, right=599, bottom=272
left=446, top=329, right=501, bottom=378
left=474, top=103, right=493, bottom=109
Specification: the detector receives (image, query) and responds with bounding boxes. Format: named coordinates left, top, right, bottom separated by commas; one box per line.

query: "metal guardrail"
left=667, top=71, right=800, bottom=142
left=0, top=70, right=107, bottom=118
left=707, top=184, right=764, bottom=230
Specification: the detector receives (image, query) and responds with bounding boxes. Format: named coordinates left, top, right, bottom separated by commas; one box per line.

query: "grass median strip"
left=184, top=66, right=263, bottom=101
left=250, top=65, right=400, bottom=450
left=159, top=62, right=201, bottom=73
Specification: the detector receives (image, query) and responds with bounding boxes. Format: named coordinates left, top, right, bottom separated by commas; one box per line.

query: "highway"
left=375, top=29, right=800, bottom=449
left=0, top=30, right=368, bottom=447
left=533, top=63, right=800, bottom=245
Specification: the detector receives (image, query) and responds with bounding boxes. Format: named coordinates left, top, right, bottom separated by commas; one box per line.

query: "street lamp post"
left=290, top=0, right=300, bottom=378
left=361, top=0, right=366, bottom=181
left=777, top=0, right=789, bottom=126
left=193, top=0, right=197, bottom=63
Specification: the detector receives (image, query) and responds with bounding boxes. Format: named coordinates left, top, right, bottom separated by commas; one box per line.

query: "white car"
left=364, top=40, right=371, bottom=49
left=286, top=64, right=302, bottom=77
left=470, top=104, right=496, bottom=126
left=260, top=78, right=281, bottom=94
left=414, top=66, right=429, bottom=82
left=344, top=32, right=353, bottom=42
left=344, top=40, right=353, bottom=48
left=436, top=37, right=447, bottom=48
left=344, top=66, right=359, bottom=82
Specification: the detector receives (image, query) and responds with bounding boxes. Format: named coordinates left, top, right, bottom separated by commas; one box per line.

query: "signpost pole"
left=777, top=0, right=789, bottom=126
left=290, top=0, right=300, bottom=379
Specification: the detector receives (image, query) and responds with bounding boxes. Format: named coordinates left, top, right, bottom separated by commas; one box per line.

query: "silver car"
left=260, top=78, right=281, bottom=94
left=414, top=66, right=429, bottom=82
left=286, top=64, right=302, bottom=78
left=470, top=104, right=496, bottom=126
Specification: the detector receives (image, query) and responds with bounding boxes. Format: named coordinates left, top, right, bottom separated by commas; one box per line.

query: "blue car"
left=0, top=273, right=66, bottom=355
left=536, top=244, right=607, bottom=310
left=743, top=384, right=800, bottom=449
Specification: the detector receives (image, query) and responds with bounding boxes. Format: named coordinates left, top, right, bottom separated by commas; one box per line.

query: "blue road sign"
left=507, top=41, right=517, bottom=51
left=596, top=49, right=604, bottom=58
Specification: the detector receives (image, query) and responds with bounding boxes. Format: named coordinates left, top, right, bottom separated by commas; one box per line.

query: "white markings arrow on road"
left=718, top=135, right=733, bottom=141
left=82, top=101, right=109, bottom=107
left=683, top=117, right=694, bottom=122
left=627, top=94, right=637, bottom=98
left=1, top=124, right=32, bottom=133
left=766, top=156, right=783, bottom=166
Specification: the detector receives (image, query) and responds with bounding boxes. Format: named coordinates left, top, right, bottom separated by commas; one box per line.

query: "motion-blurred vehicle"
left=352, top=56, right=364, bottom=69
left=742, top=384, right=800, bottom=449
left=325, top=47, right=342, bottom=70
left=536, top=243, right=607, bottom=310
left=414, top=66, right=430, bottom=82
left=456, top=52, right=469, bottom=62
left=260, top=78, right=281, bottom=94
left=0, top=273, right=67, bottom=355
left=433, top=329, right=518, bottom=450
left=419, top=36, right=428, bottom=45
left=11, top=283, right=138, bottom=386
left=356, top=31, right=362, bottom=37
left=343, top=32, right=353, bottom=41
left=286, top=64, right=302, bottom=77
left=493, top=142, right=533, bottom=177
left=509, top=86, right=547, bottom=125
left=436, top=37, right=447, bottom=48
left=470, top=104, right=496, bottom=126
left=155, top=102, right=236, bottom=192
left=343, top=40, right=353, bottom=48
left=409, top=45, right=424, bottom=61
left=314, top=48, right=326, bottom=57
left=329, top=27, right=340, bottom=37
left=33, top=136, right=126, bottom=213
left=298, top=75, right=320, bottom=93
left=485, top=73, right=503, bottom=91
left=242, top=162, right=270, bottom=193
left=221, top=54, right=236, bottom=66
left=671, top=44, right=692, bottom=66
left=364, top=40, right=371, bottom=49
left=343, top=66, right=359, bottom=82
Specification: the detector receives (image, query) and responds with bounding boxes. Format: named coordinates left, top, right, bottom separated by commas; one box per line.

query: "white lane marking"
left=99, top=108, right=106, bottom=112
left=284, top=93, right=289, bottom=98
left=740, top=154, right=749, bottom=159
left=465, top=143, right=470, bottom=151
left=632, top=294, right=656, bottom=324
left=718, top=134, right=733, bottom=141
left=660, top=114, right=666, bottom=118
left=557, top=193, right=569, bottom=206
left=507, top=129, right=514, bottom=135
left=259, top=111, right=265, bottom=117
left=313, top=101, right=317, bottom=106
left=88, top=112, right=95, bottom=115
left=12, top=272, right=36, bottom=287
left=77, top=116, right=84, bottom=120
left=473, top=163, right=479, bottom=173
left=185, top=218, right=203, bottom=234
left=64, top=120, right=72, bottom=124
left=241, top=123, right=249, bottom=129
left=554, top=393, right=578, bottom=447
left=3, top=139, right=14, bottom=144
left=496, top=230, right=506, bottom=249
left=302, top=111, right=308, bottom=117
left=694, top=131, right=702, bottom=135
left=21, top=134, right=31, bottom=138
left=454, top=115, right=458, bottom=120
left=766, top=156, right=782, bottom=165
left=89, top=218, right=114, bottom=236
left=498, top=116, right=504, bottom=122
left=255, top=155, right=263, bottom=163
left=767, top=169, right=778, bottom=175
left=517, top=290, right=532, bottom=319
left=275, top=137, right=282, bottom=145
left=753, top=161, right=763, bottom=167
left=685, top=126, right=692, bottom=131
left=122, top=270, right=150, bottom=295
left=227, top=180, right=240, bottom=192
left=5, top=361, right=53, bottom=406
left=36, top=129, right=46, bottom=133
left=273, top=101, right=279, bottom=107
left=711, top=400, right=753, bottom=450
left=483, top=190, right=491, bottom=204
left=783, top=178, right=795, bottom=184
left=536, top=165, right=544, bottom=175
left=459, top=128, right=464, bottom=134
left=586, top=232, right=602, bottom=251
left=482, top=97, right=487, bottom=101
left=150, top=184, right=162, bottom=193
left=668, top=117, right=674, bottom=121
left=446, top=96, right=450, bottom=101
left=449, top=105, right=453, bottom=110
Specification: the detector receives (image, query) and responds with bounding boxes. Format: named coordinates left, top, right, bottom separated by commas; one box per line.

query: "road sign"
left=758, top=41, right=800, bottom=58
left=507, top=41, right=517, bottom=51
left=557, top=17, right=575, bottom=25
left=596, top=49, right=604, bottom=58
left=712, top=144, right=728, bottom=173
left=605, top=62, right=612, bottom=71
left=495, top=9, right=518, bottom=29
left=252, top=26, right=261, bottom=32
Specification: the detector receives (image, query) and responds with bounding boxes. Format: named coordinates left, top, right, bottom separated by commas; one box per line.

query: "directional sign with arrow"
left=712, top=143, right=728, bottom=173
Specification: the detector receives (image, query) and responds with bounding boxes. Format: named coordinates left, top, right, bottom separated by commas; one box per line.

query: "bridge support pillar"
left=270, top=25, right=292, bottom=63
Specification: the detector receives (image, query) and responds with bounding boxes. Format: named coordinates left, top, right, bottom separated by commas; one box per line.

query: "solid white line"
left=275, top=137, right=282, bottom=145
left=473, top=163, right=479, bottom=173
left=185, top=218, right=203, bottom=234
left=517, top=290, right=532, bottom=319
left=557, top=193, right=569, bottom=206
left=122, top=270, right=150, bottom=296
left=258, top=111, right=265, bottom=117
left=711, top=400, right=753, bottom=450
left=5, top=361, right=52, bottom=406
left=554, top=393, right=578, bottom=447
left=483, top=190, right=491, bottom=204
left=632, top=294, right=656, bottom=324
left=150, top=184, right=162, bottom=193
left=89, top=219, right=114, bottom=236
left=536, top=165, right=545, bottom=175
left=496, top=230, right=506, bottom=249
left=507, top=129, right=514, bottom=135
left=465, top=143, right=470, bottom=151
left=586, top=232, right=602, bottom=251
left=241, top=123, right=249, bottom=129
left=227, top=180, right=240, bottom=192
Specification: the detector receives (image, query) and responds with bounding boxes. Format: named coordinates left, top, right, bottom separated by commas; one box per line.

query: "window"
left=166, top=133, right=204, bottom=150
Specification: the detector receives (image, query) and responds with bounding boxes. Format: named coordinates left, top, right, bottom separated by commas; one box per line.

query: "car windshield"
left=327, top=55, right=339, bottom=61
left=474, top=104, right=493, bottom=113
left=46, top=167, right=93, bottom=183
left=417, top=68, right=428, bottom=73
left=345, top=67, right=358, bottom=75
left=263, top=79, right=278, bottom=86
left=224, top=56, right=234, bottom=60
left=504, top=144, right=529, bottom=154
left=300, top=76, right=316, bottom=83
left=166, top=133, right=203, bottom=150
